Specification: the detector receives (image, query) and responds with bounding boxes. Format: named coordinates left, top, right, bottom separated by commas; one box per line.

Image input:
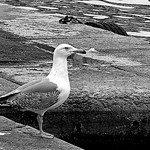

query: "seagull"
left=0, top=44, right=86, bottom=139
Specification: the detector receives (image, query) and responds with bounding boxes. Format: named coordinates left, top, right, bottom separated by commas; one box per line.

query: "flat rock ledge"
left=0, top=116, right=83, bottom=150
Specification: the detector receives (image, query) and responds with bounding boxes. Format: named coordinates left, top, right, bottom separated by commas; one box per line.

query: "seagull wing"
left=21, top=78, right=59, bottom=93
left=0, top=79, right=42, bottom=100
left=0, top=78, right=61, bottom=111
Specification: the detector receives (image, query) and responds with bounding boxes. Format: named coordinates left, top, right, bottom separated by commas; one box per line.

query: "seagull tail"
left=0, top=93, right=21, bottom=109
left=0, top=104, right=17, bottom=109
left=0, top=93, right=17, bottom=104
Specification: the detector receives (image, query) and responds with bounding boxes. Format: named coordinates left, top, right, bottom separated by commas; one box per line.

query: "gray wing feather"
left=0, top=79, right=42, bottom=100
left=11, top=90, right=60, bottom=110
left=0, top=78, right=61, bottom=111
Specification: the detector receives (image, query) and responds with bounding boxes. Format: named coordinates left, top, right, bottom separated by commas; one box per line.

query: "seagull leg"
left=37, top=114, right=54, bottom=139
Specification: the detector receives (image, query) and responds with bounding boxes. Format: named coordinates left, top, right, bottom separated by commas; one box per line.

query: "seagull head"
left=54, top=44, right=86, bottom=58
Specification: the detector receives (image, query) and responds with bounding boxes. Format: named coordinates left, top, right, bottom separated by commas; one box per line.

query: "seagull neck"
left=48, top=56, right=69, bottom=80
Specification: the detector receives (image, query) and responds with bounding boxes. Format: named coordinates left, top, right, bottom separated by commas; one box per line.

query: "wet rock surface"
left=1, top=0, right=150, bottom=149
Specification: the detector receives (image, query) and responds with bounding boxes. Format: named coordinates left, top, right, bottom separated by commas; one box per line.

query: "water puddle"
left=78, top=0, right=134, bottom=9
left=114, top=15, right=132, bottom=19
left=14, top=6, right=38, bottom=11
left=84, top=13, right=109, bottom=19
left=106, top=0, right=150, bottom=5
left=46, top=13, right=66, bottom=17
left=38, top=6, right=58, bottom=10
left=127, top=31, right=150, bottom=37
left=0, top=132, right=10, bottom=135
left=145, top=20, right=150, bottom=23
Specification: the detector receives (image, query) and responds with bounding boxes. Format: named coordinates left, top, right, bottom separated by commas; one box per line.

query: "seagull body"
left=0, top=44, right=86, bottom=138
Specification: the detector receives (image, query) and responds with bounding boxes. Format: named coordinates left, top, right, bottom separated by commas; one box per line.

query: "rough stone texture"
left=1, top=1, right=150, bottom=148
left=0, top=116, right=83, bottom=150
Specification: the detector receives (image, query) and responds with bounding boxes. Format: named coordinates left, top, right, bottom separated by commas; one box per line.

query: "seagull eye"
left=64, top=47, right=69, bottom=50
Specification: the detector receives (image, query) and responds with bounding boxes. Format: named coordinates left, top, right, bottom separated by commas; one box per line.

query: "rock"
left=0, top=116, right=83, bottom=150
left=1, top=2, right=150, bottom=148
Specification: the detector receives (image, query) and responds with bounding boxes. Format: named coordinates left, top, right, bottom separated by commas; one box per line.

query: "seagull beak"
left=72, top=48, right=86, bottom=54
